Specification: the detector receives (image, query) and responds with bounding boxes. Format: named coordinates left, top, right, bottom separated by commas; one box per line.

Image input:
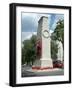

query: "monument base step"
left=32, top=59, right=53, bottom=70
left=32, top=66, right=53, bottom=70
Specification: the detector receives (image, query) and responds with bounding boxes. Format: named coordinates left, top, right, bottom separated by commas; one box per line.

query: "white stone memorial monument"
left=32, top=16, right=53, bottom=70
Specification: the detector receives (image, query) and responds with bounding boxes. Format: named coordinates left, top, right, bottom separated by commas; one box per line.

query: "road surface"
left=21, top=65, right=64, bottom=77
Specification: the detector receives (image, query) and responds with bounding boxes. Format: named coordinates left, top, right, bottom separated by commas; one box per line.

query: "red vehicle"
left=53, top=60, right=64, bottom=68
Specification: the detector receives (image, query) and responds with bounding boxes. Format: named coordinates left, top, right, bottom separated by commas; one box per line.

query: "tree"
left=51, top=39, right=58, bottom=60
left=22, top=35, right=37, bottom=65
left=51, top=19, right=64, bottom=49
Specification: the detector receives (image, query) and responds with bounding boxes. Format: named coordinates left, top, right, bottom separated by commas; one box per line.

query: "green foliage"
left=22, top=19, right=64, bottom=64
left=51, top=40, right=58, bottom=60
left=51, top=19, right=64, bottom=60
left=22, top=35, right=37, bottom=65
left=51, top=19, right=64, bottom=49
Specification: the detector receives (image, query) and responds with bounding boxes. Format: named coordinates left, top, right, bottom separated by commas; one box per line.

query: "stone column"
left=32, top=16, right=53, bottom=70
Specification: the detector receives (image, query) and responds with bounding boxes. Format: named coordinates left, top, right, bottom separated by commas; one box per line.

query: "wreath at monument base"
left=32, top=66, right=53, bottom=70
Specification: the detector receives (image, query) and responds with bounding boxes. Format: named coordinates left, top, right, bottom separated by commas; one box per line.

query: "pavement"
left=21, top=65, right=64, bottom=77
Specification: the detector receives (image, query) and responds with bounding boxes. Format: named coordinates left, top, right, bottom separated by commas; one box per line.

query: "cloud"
left=22, top=32, right=37, bottom=42
left=49, top=14, right=64, bottom=30
left=22, top=13, right=38, bottom=32
left=21, top=13, right=51, bottom=32
left=22, top=30, right=54, bottom=42
left=21, top=13, right=64, bottom=47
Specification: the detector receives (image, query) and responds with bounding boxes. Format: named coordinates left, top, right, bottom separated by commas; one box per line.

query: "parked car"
left=53, top=60, right=64, bottom=68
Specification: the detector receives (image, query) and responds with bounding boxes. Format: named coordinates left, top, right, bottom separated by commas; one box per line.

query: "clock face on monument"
left=42, top=30, right=49, bottom=38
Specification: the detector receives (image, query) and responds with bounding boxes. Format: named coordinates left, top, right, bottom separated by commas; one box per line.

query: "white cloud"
left=22, top=30, right=54, bottom=42
left=22, top=12, right=51, bottom=22
left=22, top=32, right=37, bottom=42
left=50, top=14, right=64, bottom=30
left=50, top=30, right=54, bottom=34
left=49, top=30, right=54, bottom=36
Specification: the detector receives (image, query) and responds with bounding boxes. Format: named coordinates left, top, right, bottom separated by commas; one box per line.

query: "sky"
left=21, top=13, right=64, bottom=42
